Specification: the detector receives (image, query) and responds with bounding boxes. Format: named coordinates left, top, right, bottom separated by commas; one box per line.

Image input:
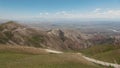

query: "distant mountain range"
left=0, top=21, right=120, bottom=51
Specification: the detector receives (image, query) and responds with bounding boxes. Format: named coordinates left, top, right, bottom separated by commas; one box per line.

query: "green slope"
left=0, top=46, right=103, bottom=68
left=81, top=45, right=120, bottom=64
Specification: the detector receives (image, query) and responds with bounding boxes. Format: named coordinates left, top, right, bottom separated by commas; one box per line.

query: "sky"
left=0, top=0, right=120, bottom=21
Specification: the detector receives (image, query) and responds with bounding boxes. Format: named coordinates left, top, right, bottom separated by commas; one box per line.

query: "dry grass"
left=0, top=44, right=48, bottom=54
left=0, top=45, right=104, bottom=68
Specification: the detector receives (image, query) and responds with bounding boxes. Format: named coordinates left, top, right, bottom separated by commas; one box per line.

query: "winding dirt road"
left=45, top=49, right=120, bottom=68
left=77, top=53, right=120, bottom=68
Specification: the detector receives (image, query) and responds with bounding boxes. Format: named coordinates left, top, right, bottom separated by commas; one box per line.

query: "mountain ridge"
left=0, top=21, right=90, bottom=50
left=0, top=21, right=119, bottom=51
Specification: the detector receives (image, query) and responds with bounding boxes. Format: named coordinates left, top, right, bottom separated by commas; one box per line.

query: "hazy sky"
left=0, top=0, right=120, bottom=21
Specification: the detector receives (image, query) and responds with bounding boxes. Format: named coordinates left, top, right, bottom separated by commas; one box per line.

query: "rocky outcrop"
left=47, top=29, right=65, bottom=41
left=45, top=29, right=91, bottom=50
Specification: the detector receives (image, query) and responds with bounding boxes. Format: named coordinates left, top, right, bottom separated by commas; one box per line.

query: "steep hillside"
left=0, top=21, right=89, bottom=50
left=0, top=21, right=118, bottom=51
left=45, top=29, right=89, bottom=50
left=0, top=21, right=45, bottom=47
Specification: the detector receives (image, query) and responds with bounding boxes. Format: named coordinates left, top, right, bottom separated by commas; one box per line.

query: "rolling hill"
left=0, top=45, right=104, bottom=68
left=81, top=44, right=120, bottom=64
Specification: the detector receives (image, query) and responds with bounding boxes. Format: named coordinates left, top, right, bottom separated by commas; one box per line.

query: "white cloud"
left=38, top=9, right=120, bottom=19
left=55, top=11, right=66, bottom=15
left=92, top=9, right=120, bottom=18
left=3, top=9, right=120, bottom=20
left=94, top=8, right=101, bottom=13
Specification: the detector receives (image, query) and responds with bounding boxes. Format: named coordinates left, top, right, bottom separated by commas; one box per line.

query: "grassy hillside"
left=0, top=45, right=104, bottom=68
left=81, top=45, right=120, bottom=64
